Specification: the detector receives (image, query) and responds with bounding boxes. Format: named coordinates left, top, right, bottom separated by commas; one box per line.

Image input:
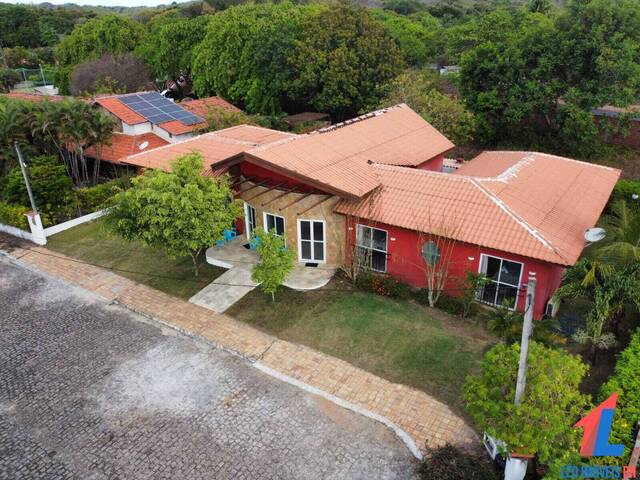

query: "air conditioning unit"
left=545, top=298, right=559, bottom=317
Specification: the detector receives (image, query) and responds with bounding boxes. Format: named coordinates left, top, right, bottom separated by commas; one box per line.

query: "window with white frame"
left=263, top=212, right=285, bottom=237
left=356, top=224, right=388, bottom=272
left=477, top=254, right=523, bottom=309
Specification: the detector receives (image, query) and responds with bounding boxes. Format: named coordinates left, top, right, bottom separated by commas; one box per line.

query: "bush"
left=0, top=201, right=29, bottom=229
left=0, top=68, right=20, bottom=93
left=2, top=155, right=77, bottom=226
left=418, top=444, right=499, bottom=480
left=76, top=176, right=132, bottom=213
left=355, top=271, right=410, bottom=299
left=600, top=328, right=640, bottom=465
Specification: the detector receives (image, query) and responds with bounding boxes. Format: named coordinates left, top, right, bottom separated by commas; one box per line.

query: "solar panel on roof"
left=117, top=93, right=204, bottom=127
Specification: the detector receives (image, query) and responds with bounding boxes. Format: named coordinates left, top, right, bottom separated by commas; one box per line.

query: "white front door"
left=245, top=203, right=256, bottom=239
left=298, top=219, right=326, bottom=263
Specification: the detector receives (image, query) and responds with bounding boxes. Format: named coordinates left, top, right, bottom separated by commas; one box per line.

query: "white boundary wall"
left=1, top=208, right=108, bottom=245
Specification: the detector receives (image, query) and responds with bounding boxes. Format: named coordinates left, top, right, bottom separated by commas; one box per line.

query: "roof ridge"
left=469, top=177, right=568, bottom=262
left=371, top=163, right=470, bottom=180
left=310, top=103, right=408, bottom=134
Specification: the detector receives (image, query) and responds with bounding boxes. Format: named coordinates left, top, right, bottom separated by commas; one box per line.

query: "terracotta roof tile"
left=85, top=132, right=168, bottom=165
left=2, top=92, right=66, bottom=102
left=180, top=96, right=241, bottom=117
left=214, top=125, right=296, bottom=144
left=336, top=153, right=620, bottom=265
left=247, top=104, right=453, bottom=197
left=95, top=96, right=147, bottom=125
left=158, top=119, right=203, bottom=136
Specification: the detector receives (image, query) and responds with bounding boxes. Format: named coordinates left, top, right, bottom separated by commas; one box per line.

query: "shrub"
left=76, top=176, right=132, bottom=213
left=2, top=155, right=78, bottom=226
left=355, top=271, right=410, bottom=299
left=418, top=444, right=499, bottom=480
left=416, top=291, right=466, bottom=316
left=600, top=328, right=640, bottom=465
left=252, top=229, right=296, bottom=301
left=0, top=68, right=20, bottom=93
left=0, top=201, right=29, bottom=229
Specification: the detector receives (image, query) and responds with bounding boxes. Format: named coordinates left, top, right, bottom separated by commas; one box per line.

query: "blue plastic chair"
left=223, top=229, right=237, bottom=242
left=249, top=235, right=261, bottom=251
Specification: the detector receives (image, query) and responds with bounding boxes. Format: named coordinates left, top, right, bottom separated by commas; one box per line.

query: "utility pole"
left=514, top=278, right=536, bottom=406
left=14, top=142, right=39, bottom=215
left=39, top=64, right=47, bottom=87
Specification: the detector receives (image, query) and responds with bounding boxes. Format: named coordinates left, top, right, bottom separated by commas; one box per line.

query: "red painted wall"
left=239, top=162, right=316, bottom=192
left=416, top=154, right=445, bottom=171
left=345, top=218, right=565, bottom=319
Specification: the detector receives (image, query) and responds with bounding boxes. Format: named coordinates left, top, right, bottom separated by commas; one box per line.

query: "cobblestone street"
left=0, top=257, right=417, bottom=479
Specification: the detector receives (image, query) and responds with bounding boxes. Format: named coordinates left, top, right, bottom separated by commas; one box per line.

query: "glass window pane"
left=497, top=284, right=518, bottom=309
left=313, top=221, right=323, bottom=240
left=276, top=217, right=284, bottom=235
left=371, top=250, right=386, bottom=272
left=484, top=256, right=501, bottom=281
left=358, top=225, right=371, bottom=247
left=301, top=240, right=311, bottom=259
left=300, top=221, right=311, bottom=240
left=266, top=215, right=275, bottom=231
left=499, top=260, right=522, bottom=286
left=480, top=282, right=497, bottom=305
left=372, top=229, right=387, bottom=251
left=313, top=241, right=324, bottom=260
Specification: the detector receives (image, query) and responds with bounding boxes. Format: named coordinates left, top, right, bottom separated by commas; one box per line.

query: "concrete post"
left=24, top=211, right=47, bottom=245
left=514, top=278, right=536, bottom=406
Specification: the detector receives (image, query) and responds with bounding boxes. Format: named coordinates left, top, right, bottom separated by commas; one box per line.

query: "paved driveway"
left=0, top=257, right=417, bottom=479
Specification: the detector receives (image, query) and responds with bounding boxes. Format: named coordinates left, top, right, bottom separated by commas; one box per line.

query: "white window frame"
left=477, top=253, right=524, bottom=310
left=263, top=211, right=286, bottom=239
left=244, top=202, right=256, bottom=240
left=355, top=224, right=388, bottom=273
left=297, top=219, right=327, bottom=264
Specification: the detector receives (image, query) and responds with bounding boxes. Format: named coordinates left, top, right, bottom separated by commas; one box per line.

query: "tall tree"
left=136, top=15, right=211, bottom=79
left=104, top=153, right=242, bottom=276
left=290, top=3, right=404, bottom=119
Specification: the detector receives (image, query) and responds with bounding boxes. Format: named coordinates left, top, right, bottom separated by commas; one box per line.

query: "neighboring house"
left=592, top=104, right=640, bottom=148
left=90, top=93, right=242, bottom=166
left=2, top=92, right=66, bottom=102
left=123, top=104, right=620, bottom=319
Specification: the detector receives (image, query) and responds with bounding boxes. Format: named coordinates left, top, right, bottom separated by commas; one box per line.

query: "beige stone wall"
left=238, top=183, right=345, bottom=266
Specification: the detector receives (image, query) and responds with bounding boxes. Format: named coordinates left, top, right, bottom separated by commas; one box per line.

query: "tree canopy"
left=104, top=153, right=242, bottom=276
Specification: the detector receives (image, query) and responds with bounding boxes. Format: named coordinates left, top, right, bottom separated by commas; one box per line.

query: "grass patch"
left=228, top=277, right=496, bottom=412
left=46, top=220, right=225, bottom=299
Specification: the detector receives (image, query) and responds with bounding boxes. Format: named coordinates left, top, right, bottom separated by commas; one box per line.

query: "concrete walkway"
left=189, top=238, right=336, bottom=312
left=0, top=234, right=479, bottom=457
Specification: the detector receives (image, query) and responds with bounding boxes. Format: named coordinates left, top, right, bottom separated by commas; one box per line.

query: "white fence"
left=0, top=208, right=108, bottom=246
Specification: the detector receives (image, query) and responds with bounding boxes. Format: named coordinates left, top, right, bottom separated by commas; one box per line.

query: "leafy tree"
left=465, top=342, right=590, bottom=464
left=382, top=69, right=477, bottom=144
left=70, top=53, right=153, bottom=95
left=0, top=69, right=20, bottom=93
left=252, top=229, right=295, bottom=302
left=55, top=15, right=147, bottom=94
left=0, top=5, right=42, bottom=48
left=290, top=3, right=404, bottom=119
left=136, top=15, right=211, bottom=79
left=600, top=328, right=640, bottom=466
left=105, top=153, right=242, bottom=276
left=460, top=272, right=488, bottom=318
left=3, top=47, right=41, bottom=69
left=2, top=155, right=77, bottom=226
left=594, top=200, right=640, bottom=268
left=382, top=0, right=425, bottom=15
left=193, top=2, right=313, bottom=115
left=371, top=10, right=440, bottom=67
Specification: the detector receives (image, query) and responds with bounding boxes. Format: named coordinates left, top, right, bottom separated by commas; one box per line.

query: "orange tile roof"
left=95, top=96, right=147, bottom=125
left=246, top=104, right=454, bottom=197
left=2, top=92, right=66, bottom=102
left=121, top=127, right=291, bottom=172
left=85, top=132, right=168, bottom=165
left=335, top=153, right=620, bottom=265
left=214, top=125, right=296, bottom=145
left=158, top=119, right=204, bottom=136
left=180, top=96, right=241, bottom=118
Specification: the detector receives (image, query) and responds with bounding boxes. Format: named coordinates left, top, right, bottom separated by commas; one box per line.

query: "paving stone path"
left=0, top=234, right=478, bottom=460
left=0, top=257, right=417, bottom=479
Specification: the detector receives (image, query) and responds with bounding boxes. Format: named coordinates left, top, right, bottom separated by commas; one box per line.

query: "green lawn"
left=228, top=276, right=496, bottom=412
left=46, top=220, right=225, bottom=299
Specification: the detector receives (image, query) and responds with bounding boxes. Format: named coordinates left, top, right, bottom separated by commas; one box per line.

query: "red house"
left=123, top=104, right=620, bottom=319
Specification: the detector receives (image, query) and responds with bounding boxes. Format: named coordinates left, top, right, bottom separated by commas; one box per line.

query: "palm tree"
left=594, top=199, right=640, bottom=267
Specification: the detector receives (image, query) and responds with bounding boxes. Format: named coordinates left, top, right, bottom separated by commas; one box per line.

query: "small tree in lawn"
left=459, top=271, right=489, bottom=319
left=252, top=229, right=295, bottom=302
left=104, top=153, right=242, bottom=276
left=464, top=342, right=590, bottom=467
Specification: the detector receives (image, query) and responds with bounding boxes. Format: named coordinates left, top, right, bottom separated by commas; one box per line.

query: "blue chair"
left=223, top=229, right=237, bottom=242
left=216, top=239, right=226, bottom=248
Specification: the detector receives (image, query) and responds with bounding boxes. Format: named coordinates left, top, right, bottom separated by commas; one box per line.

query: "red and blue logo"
left=574, top=392, right=625, bottom=457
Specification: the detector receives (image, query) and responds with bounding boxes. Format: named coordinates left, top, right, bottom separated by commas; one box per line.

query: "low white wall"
left=43, top=209, right=108, bottom=236
left=0, top=223, right=34, bottom=242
